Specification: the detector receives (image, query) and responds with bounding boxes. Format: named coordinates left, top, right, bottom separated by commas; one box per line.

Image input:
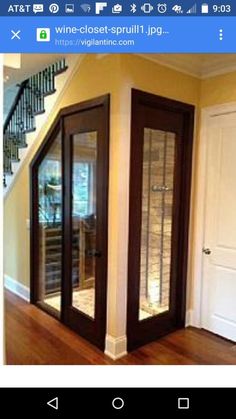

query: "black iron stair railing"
left=3, top=59, right=68, bottom=187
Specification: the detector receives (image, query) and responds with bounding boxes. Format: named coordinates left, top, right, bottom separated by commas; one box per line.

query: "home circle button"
left=112, top=397, right=125, bottom=410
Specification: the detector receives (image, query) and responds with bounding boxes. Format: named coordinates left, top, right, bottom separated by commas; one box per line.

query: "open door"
left=127, top=89, right=194, bottom=351
left=31, top=95, right=110, bottom=350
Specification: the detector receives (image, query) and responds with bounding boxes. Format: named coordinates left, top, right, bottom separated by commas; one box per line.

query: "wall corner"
left=105, top=334, right=127, bottom=360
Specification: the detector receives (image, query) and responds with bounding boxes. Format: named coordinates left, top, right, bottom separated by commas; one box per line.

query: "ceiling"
left=4, top=54, right=66, bottom=88
left=140, top=54, right=236, bottom=78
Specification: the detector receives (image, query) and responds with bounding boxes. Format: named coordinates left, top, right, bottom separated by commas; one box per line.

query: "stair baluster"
left=3, top=59, right=68, bottom=187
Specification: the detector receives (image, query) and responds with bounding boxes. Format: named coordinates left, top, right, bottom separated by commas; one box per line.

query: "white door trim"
left=191, top=102, right=236, bottom=328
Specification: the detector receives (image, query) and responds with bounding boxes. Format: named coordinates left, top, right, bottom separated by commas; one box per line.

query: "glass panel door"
left=62, top=96, right=109, bottom=350
left=32, top=95, right=109, bottom=350
left=37, top=130, right=62, bottom=314
left=128, top=89, right=194, bottom=351
left=140, top=129, right=176, bottom=320
left=71, top=132, right=97, bottom=319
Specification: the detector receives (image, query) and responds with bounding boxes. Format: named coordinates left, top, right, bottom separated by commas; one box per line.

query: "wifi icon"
left=81, top=3, right=91, bottom=12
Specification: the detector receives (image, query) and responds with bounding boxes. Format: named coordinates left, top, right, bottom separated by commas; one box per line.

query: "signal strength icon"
left=187, top=3, right=197, bottom=14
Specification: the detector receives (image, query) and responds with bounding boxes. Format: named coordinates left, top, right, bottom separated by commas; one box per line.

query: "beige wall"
left=4, top=54, right=236, bottom=344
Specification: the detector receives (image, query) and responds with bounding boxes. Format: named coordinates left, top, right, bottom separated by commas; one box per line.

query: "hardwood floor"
left=5, top=290, right=236, bottom=365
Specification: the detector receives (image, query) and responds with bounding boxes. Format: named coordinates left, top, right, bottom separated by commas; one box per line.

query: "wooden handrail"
left=3, top=80, right=28, bottom=133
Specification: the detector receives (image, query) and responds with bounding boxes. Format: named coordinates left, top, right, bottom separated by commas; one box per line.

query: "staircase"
left=3, top=59, right=68, bottom=188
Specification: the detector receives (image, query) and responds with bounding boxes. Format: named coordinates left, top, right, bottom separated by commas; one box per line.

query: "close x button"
left=11, top=29, right=21, bottom=40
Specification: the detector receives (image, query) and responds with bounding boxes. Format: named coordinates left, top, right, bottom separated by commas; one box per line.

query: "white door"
left=201, top=111, right=236, bottom=341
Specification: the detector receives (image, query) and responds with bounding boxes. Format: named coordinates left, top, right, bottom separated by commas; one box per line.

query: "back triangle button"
left=47, top=397, right=59, bottom=410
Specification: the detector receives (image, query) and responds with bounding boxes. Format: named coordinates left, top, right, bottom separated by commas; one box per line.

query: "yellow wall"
left=120, top=54, right=200, bottom=105
left=200, top=71, right=236, bottom=107
left=4, top=54, right=236, bottom=340
left=4, top=54, right=121, bottom=287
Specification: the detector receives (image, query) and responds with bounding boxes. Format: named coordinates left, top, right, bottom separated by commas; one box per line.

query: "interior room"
left=3, top=53, right=236, bottom=364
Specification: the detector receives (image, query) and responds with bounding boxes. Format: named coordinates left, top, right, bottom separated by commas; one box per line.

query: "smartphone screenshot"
left=1, top=0, right=236, bottom=415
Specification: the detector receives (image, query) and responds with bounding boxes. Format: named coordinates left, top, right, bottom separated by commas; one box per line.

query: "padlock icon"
left=37, top=28, right=50, bottom=42
left=40, top=30, right=47, bottom=40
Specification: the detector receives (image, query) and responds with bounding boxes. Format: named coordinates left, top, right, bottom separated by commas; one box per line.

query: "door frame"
left=191, top=102, right=236, bottom=328
left=30, top=94, right=110, bottom=350
left=127, top=89, right=195, bottom=351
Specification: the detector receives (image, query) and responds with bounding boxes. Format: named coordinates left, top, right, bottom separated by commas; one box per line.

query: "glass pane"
left=37, top=130, right=62, bottom=313
left=139, top=128, right=176, bottom=321
left=72, top=132, right=97, bottom=319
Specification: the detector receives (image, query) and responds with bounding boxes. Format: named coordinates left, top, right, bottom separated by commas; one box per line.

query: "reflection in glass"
left=38, top=131, right=62, bottom=313
left=139, top=128, right=176, bottom=320
left=72, top=132, right=97, bottom=319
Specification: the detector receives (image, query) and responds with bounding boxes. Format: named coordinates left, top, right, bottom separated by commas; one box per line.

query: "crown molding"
left=137, top=54, right=236, bottom=80
left=201, top=63, right=236, bottom=79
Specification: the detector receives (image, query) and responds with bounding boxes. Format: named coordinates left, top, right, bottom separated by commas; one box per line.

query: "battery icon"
left=201, top=3, right=209, bottom=13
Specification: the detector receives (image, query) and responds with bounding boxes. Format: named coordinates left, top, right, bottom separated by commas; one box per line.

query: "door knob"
left=203, top=248, right=211, bottom=255
left=86, top=249, right=102, bottom=257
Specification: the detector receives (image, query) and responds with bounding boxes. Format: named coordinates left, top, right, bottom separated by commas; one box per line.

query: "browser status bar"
left=1, top=1, right=236, bottom=17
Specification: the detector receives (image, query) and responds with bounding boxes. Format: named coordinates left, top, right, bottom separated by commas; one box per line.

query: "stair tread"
left=33, top=109, right=45, bottom=116
left=43, top=89, right=56, bottom=97
left=23, top=127, right=36, bottom=134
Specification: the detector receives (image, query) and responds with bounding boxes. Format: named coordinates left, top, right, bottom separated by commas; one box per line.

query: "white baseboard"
left=105, top=334, right=127, bottom=360
left=185, top=309, right=194, bottom=327
left=186, top=309, right=202, bottom=328
left=4, top=274, right=30, bottom=302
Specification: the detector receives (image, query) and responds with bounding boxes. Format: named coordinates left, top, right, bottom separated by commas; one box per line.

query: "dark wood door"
left=62, top=97, right=109, bottom=350
left=127, top=89, right=194, bottom=351
left=31, top=95, right=109, bottom=351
